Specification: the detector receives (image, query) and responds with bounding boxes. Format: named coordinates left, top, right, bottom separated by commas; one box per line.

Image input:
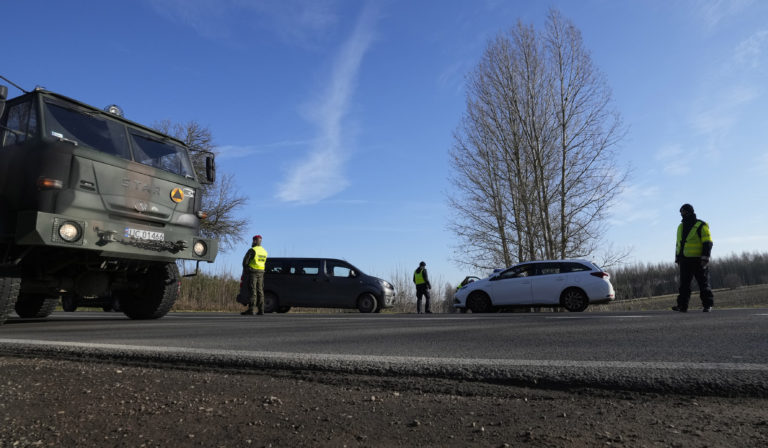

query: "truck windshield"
left=44, top=101, right=131, bottom=159
left=129, top=132, right=195, bottom=178
left=43, top=100, right=195, bottom=178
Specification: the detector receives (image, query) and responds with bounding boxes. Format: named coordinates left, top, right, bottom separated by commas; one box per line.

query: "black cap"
left=680, top=204, right=694, bottom=214
left=419, top=261, right=426, bottom=267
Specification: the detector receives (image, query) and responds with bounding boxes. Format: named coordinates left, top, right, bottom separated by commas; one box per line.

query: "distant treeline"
left=610, top=251, right=768, bottom=300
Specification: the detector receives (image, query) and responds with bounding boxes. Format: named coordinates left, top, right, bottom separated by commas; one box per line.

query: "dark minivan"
left=263, top=258, right=395, bottom=313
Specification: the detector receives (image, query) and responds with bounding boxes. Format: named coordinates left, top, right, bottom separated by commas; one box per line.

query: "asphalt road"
left=1, top=308, right=767, bottom=395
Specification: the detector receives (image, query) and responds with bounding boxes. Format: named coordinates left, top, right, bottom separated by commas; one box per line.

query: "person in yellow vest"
left=673, top=204, right=714, bottom=312
left=413, top=261, right=432, bottom=314
left=241, top=235, right=268, bottom=315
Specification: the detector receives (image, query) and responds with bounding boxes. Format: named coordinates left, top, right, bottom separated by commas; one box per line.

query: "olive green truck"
left=0, top=83, right=218, bottom=324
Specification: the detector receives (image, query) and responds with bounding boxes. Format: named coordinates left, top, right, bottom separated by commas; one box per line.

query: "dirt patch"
left=1, top=356, right=766, bottom=447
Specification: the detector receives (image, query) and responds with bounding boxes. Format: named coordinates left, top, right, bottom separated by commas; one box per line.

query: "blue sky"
left=4, top=0, right=768, bottom=287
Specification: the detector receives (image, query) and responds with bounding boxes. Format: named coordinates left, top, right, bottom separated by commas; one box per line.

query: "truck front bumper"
left=15, top=211, right=218, bottom=263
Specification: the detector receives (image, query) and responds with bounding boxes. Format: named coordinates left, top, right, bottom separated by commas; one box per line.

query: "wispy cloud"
left=692, top=0, right=754, bottom=30
left=608, top=181, right=662, bottom=226
left=146, top=0, right=339, bottom=46
left=277, top=3, right=378, bottom=203
left=654, top=144, right=690, bottom=175
left=216, top=139, right=315, bottom=159
left=686, top=26, right=766, bottom=160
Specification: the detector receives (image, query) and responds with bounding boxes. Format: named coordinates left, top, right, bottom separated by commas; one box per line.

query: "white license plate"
left=124, top=228, right=165, bottom=241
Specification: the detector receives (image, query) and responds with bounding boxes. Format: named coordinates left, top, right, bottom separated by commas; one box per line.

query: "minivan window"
left=290, top=261, right=320, bottom=276
left=329, top=263, right=355, bottom=278
left=265, top=259, right=286, bottom=274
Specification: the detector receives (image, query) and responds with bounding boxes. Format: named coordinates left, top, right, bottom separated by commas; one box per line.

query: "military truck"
left=0, top=82, right=218, bottom=324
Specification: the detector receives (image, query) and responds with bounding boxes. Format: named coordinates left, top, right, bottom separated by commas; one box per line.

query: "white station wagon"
left=453, top=259, right=615, bottom=313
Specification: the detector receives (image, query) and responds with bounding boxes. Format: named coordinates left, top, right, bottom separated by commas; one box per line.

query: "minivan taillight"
left=590, top=271, right=610, bottom=279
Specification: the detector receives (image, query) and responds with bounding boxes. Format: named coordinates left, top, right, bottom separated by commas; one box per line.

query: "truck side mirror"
left=0, top=85, right=7, bottom=117
left=205, top=155, right=216, bottom=183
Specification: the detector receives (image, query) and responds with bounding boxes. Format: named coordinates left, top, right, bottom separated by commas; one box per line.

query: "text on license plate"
left=124, top=228, right=165, bottom=241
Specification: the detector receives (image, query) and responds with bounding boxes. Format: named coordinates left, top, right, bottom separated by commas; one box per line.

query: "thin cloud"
left=692, top=0, right=754, bottom=30
left=654, top=144, right=690, bottom=175
left=216, top=139, right=315, bottom=159
left=146, top=0, right=339, bottom=46
left=277, top=3, right=378, bottom=204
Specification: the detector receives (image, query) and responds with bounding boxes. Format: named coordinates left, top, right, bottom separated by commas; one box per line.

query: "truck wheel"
left=357, top=293, right=377, bottom=313
left=0, top=276, right=21, bottom=325
left=121, top=263, right=180, bottom=320
left=15, top=294, right=58, bottom=318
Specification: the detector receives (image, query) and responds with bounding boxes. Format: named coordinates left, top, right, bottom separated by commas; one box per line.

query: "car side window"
left=290, top=261, right=320, bottom=276
left=500, top=265, right=536, bottom=279
left=560, top=262, right=590, bottom=273
left=537, top=263, right=558, bottom=275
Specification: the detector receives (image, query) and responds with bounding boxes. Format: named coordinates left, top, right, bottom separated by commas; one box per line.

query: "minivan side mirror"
left=0, top=85, right=8, bottom=118
left=205, top=155, right=216, bottom=183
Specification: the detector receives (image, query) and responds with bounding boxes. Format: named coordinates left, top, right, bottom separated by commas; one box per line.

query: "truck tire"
left=15, top=294, right=58, bottom=318
left=0, top=276, right=21, bottom=325
left=120, top=263, right=180, bottom=320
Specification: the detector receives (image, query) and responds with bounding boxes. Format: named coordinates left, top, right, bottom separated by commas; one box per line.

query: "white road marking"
left=1, top=338, right=766, bottom=371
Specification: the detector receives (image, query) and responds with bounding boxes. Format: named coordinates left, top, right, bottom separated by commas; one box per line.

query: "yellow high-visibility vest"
left=248, top=246, right=268, bottom=270
left=414, top=269, right=426, bottom=285
left=676, top=220, right=713, bottom=257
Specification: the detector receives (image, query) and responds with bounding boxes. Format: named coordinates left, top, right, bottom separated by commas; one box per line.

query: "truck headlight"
left=193, top=240, right=207, bottom=256
left=58, top=222, right=82, bottom=242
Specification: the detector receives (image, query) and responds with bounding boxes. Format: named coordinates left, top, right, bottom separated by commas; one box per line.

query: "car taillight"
left=590, top=271, right=610, bottom=278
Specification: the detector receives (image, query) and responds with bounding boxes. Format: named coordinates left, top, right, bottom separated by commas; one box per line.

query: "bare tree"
left=154, top=120, right=248, bottom=252
left=448, top=9, right=627, bottom=270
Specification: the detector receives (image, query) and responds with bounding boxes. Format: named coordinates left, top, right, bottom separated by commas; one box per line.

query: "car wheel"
left=561, top=288, right=589, bottom=312
left=264, top=292, right=278, bottom=313
left=357, top=293, right=377, bottom=313
left=467, top=292, right=492, bottom=313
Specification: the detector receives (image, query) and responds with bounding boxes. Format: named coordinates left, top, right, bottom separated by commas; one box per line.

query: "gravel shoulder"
left=1, top=356, right=767, bottom=447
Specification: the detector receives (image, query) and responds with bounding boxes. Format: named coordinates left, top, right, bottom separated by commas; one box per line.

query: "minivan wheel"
left=561, top=288, right=589, bottom=312
left=467, top=292, right=492, bottom=313
left=357, top=293, right=377, bottom=313
left=264, top=292, right=278, bottom=313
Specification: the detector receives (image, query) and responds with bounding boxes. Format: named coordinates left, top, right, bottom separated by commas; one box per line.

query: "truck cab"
left=0, top=84, right=218, bottom=323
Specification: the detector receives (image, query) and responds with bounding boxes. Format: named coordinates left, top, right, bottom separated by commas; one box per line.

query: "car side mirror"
left=0, top=85, right=7, bottom=118
left=205, top=155, right=216, bottom=183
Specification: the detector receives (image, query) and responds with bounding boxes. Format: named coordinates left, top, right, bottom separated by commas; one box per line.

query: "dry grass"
left=591, top=284, right=768, bottom=312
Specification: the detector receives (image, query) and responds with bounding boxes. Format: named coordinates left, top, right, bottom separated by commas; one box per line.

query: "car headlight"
left=193, top=240, right=207, bottom=256
left=380, top=280, right=393, bottom=289
left=58, top=222, right=81, bottom=242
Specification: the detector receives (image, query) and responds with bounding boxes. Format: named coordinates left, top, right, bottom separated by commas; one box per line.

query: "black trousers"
left=677, top=258, right=714, bottom=310
left=416, top=285, right=431, bottom=313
